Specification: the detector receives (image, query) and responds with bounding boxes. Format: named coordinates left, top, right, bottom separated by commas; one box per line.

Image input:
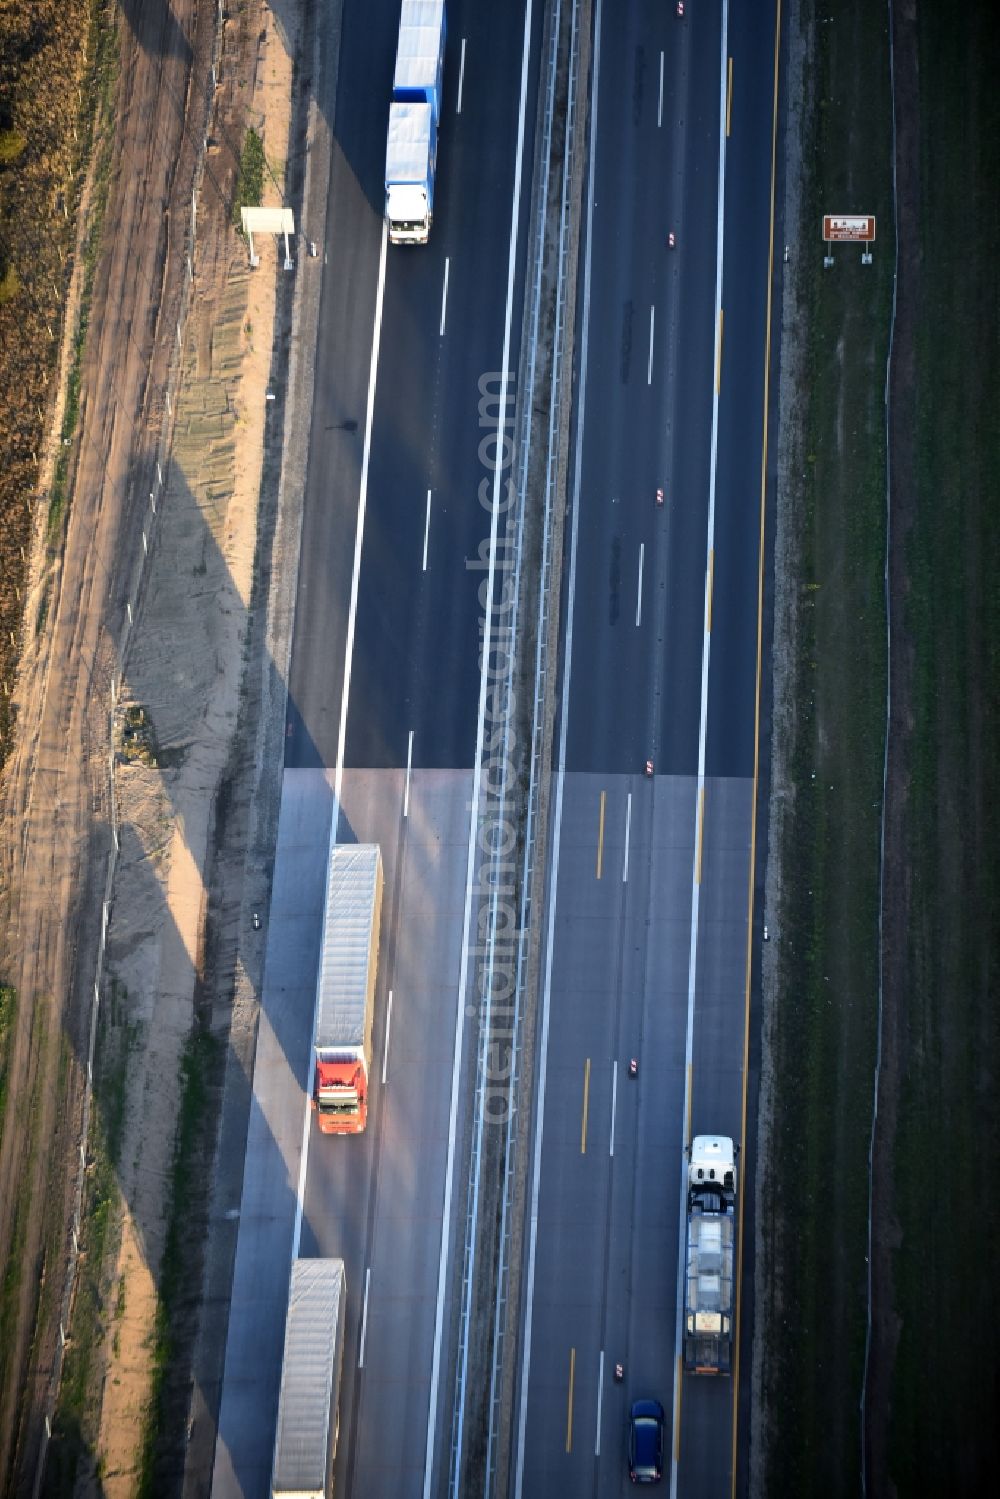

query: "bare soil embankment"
left=90, top=11, right=304, bottom=1489
left=0, top=0, right=238, bottom=1488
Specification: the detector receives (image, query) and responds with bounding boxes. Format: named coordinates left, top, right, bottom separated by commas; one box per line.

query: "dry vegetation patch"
left=0, top=0, right=115, bottom=759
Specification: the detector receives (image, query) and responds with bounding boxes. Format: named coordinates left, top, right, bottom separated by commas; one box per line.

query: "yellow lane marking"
left=716, top=308, right=724, bottom=393
left=581, top=1057, right=591, bottom=1154
left=732, top=4, right=784, bottom=1495
left=695, top=785, right=706, bottom=885
left=596, top=789, right=606, bottom=879
left=566, top=1346, right=576, bottom=1452
left=706, top=549, right=715, bottom=633
left=727, top=57, right=733, bottom=136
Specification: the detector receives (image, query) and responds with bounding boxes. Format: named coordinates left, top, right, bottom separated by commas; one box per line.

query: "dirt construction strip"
left=95, top=12, right=298, bottom=1488
left=0, top=0, right=228, bottom=1486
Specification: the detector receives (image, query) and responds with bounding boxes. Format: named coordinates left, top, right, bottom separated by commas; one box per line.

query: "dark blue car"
left=628, top=1398, right=665, bottom=1483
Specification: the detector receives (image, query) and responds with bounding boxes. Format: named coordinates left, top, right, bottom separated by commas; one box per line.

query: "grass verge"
left=0, top=986, right=16, bottom=1142
left=0, top=1005, right=48, bottom=1401
left=761, top=0, right=893, bottom=1492
left=135, top=1025, right=219, bottom=1498
left=42, top=1005, right=133, bottom=1499
left=886, top=6, right=1000, bottom=1492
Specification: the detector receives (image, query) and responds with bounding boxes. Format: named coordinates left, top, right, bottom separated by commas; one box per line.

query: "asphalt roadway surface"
left=214, top=0, right=543, bottom=1494
left=211, top=0, right=781, bottom=1495
left=510, top=2, right=780, bottom=1496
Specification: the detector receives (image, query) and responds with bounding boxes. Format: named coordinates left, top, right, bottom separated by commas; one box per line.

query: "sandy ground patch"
left=0, top=0, right=219, bottom=1484
left=94, top=6, right=300, bottom=1491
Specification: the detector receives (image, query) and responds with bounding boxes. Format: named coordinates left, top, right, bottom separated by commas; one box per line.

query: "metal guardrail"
left=484, top=6, right=582, bottom=1489
left=445, top=0, right=568, bottom=1487
left=441, top=0, right=585, bottom=1487
left=443, top=0, right=565, bottom=1479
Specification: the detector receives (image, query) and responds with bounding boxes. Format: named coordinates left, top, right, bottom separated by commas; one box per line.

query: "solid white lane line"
left=622, top=793, right=632, bottom=884
left=425, top=2, right=536, bottom=1492
left=514, top=2, right=603, bottom=1494
left=404, top=729, right=414, bottom=818
left=595, top=1350, right=605, bottom=1456
left=648, top=304, right=655, bottom=384
left=439, top=257, right=450, bottom=336
left=609, top=1061, right=618, bottom=1157
left=382, top=988, right=394, bottom=1084
left=359, top=1266, right=371, bottom=1367
left=422, top=488, right=432, bottom=570
left=658, top=50, right=665, bottom=128
left=636, top=542, right=645, bottom=627
left=332, top=225, right=388, bottom=810
left=457, top=37, right=467, bottom=113
left=669, top=7, right=731, bottom=1495
left=292, top=223, right=389, bottom=1264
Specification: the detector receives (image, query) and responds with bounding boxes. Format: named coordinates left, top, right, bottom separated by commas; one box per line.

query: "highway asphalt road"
left=285, top=0, right=538, bottom=773
left=212, top=0, right=780, bottom=1491
left=301, top=769, right=478, bottom=1498
left=214, top=0, right=544, bottom=1495
left=510, top=1, right=780, bottom=1496
left=211, top=768, right=481, bottom=1499
left=212, top=771, right=333, bottom=1499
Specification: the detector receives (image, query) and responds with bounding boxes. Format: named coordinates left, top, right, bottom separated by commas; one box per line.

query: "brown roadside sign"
left=823, top=214, right=876, bottom=242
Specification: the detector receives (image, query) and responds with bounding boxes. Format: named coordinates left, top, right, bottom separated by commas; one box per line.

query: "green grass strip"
left=135, top=1025, right=218, bottom=1498
left=232, top=127, right=266, bottom=231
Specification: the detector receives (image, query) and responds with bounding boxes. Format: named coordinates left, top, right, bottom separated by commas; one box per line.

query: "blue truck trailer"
left=385, top=0, right=446, bottom=244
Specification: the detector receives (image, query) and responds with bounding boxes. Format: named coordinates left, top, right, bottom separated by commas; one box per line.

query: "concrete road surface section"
left=303, top=771, right=474, bottom=1497
left=512, top=774, right=752, bottom=1496
left=513, top=773, right=695, bottom=1492
left=213, top=768, right=473, bottom=1498
left=212, top=770, right=331, bottom=1499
